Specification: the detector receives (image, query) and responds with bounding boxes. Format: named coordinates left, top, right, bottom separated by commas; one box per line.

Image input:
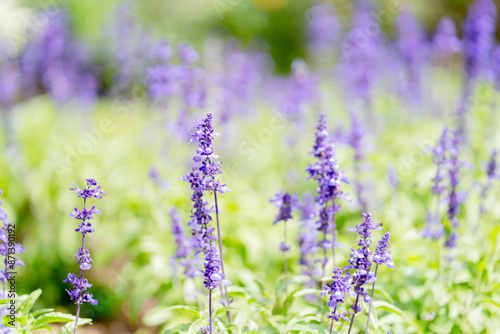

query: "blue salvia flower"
left=445, top=130, right=462, bottom=248
left=395, top=11, right=428, bottom=102
left=176, top=42, right=207, bottom=119
left=169, top=207, right=199, bottom=278
left=280, top=59, right=317, bottom=121
left=306, top=3, right=340, bottom=60
left=339, top=1, right=383, bottom=104
left=306, top=113, right=349, bottom=272
left=366, top=232, right=396, bottom=332
left=372, top=232, right=395, bottom=269
left=189, top=113, right=229, bottom=194
left=270, top=191, right=299, bottom=226
left=64, top=179, right=105, bottom=333
left=432, top=17, right=461, bottom=58
left=322, top=267, right=350, bottom=330
left=344, top=212, right=380, bottom=326
left=480, top=150, right=498, bottom=215
left=270, top=191, right=299, bottom=273
left=463, top=0, right=497, bottom=81
left=182, top=113, right=231, bottom=332
left=423, top=128, right=449, bottom=240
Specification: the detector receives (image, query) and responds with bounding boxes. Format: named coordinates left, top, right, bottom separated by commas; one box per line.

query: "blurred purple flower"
left=432, top=17, right=461, bottom=57
left=463, top=0, right=497, bottom=81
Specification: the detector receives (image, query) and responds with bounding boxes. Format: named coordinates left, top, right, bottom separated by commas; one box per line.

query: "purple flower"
left=431, top=128, right=449, bottom=196
left=279, top=60, right=317, bottom=121
left=447, top=131, right=461, bottom=223
left=63, top=273, right=98, bottom=306
left=182, top=113, right=231, bottom=296
left=306, top=114, right=349, bottom=268
left=395, top=11, right=428, bottom=101
left=339, top=1, right=383, bottom=103
left=0, top=324, right=11, bottom=334
left=433, top=17, right=461, bottom=57
left=64, top=179, right=104, bottom=311
left=306, top=3, right=340, bottom=55
left=169, top=207, right=199, bottom=278
left=345, top=213, right=381, bottom=310
left=463, top=0, right=498, bottom=80
left=270, top=191, right=299, bottom=225
left=202, top=245, right=230, bottom=290
left=373, top=232, right=395, bottom=269
left=188, top=113, right=229, bottom=194
left=70, top=179, right=106, bottom=199
left=321, top=267, right=350, bottom=322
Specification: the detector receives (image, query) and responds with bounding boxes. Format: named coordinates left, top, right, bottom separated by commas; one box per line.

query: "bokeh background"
left=1, top=0, right=500, bottom=333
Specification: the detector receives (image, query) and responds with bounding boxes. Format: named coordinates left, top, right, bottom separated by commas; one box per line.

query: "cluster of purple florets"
left=270, top=191, right=299, bottom=225
left=182, top=113, right=230, bottom=291
left=424, top=128, right=466, bottom=248
left=463, top=0, right=497, bottom=80
left=322, top=213, right=394, bottom=327
left=306, top=114, right=349, bottom=254
left=345, top=213, right=380, bottom=310
left=169, top=207, right=199, bottom=278
left=64, top=178, right=105, bottom=306
left=321, top=268, right=350, bottom=322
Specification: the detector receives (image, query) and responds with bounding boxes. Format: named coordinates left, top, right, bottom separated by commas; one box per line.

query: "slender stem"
left=365, top=264, right=379, bottom=333
left=329, top=204, right=336, bottom=268
left=347, top=295, right=360, bottom=334
left=73, top=197, right=88, bottom=334
left=73, top=233, right=86, bottom=334
left=283, top=220, right=288, bottom=275
left=213, top=190, right=232, bottom=323
left=328, top=306, right=337, bottom=334
left=209, top=289, right=213, bottom=334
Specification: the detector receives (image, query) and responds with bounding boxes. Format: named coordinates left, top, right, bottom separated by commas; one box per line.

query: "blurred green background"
left=1, top=0, right=500, bottom=333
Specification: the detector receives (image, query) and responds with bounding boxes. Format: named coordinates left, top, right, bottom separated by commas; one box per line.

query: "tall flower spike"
left=423, top=128, right=449, bottom=240
left=479, top=150, right=498, bottom=215
left=345, top=213, right=381, bottom=334
left=65, top=179, right=104, bottom=334
left=169, top=207, right=199, bottom=278
left=322, top=267, right=350, bottom=333
left=270, top=191, right=299, bottom=274
left=463, top=0, right=497, bottom=81
left=183, top=113, right=232, bottom=330
left=365, top=232, right=395, bottom=333
left=433, top=17, right=461, bottom=57
left=306, top=114, right=349, bottom=274
left=446, top=130, right=463, bottom=249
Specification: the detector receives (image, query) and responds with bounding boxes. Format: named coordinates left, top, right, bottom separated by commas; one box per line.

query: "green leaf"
left=214, top=307, right=239, bottom=317
left=227, top=324, right=242, bottom=334
left=23, top=289, right=42, bottom=314
left=32, top=312, right=80, bottom=329
left=56, top=317, right=93, bottom=334
left=32, top=308, right=56, bottom=318
left=291, top=289, right=320, bottom=298
left=144, top=305, right=201, bottom=326
left=187, top=319, right=206, bottom=334
left=372, top=301, right=412, bottom=324
left=159, top=323, right=191, bottom=334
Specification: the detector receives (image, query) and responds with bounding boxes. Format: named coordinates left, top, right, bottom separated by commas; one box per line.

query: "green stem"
left=365, top=264, right=379, bottom=333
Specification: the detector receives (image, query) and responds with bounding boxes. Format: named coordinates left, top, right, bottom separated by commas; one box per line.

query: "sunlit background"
left=1, top=0, right=500, bottom=333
